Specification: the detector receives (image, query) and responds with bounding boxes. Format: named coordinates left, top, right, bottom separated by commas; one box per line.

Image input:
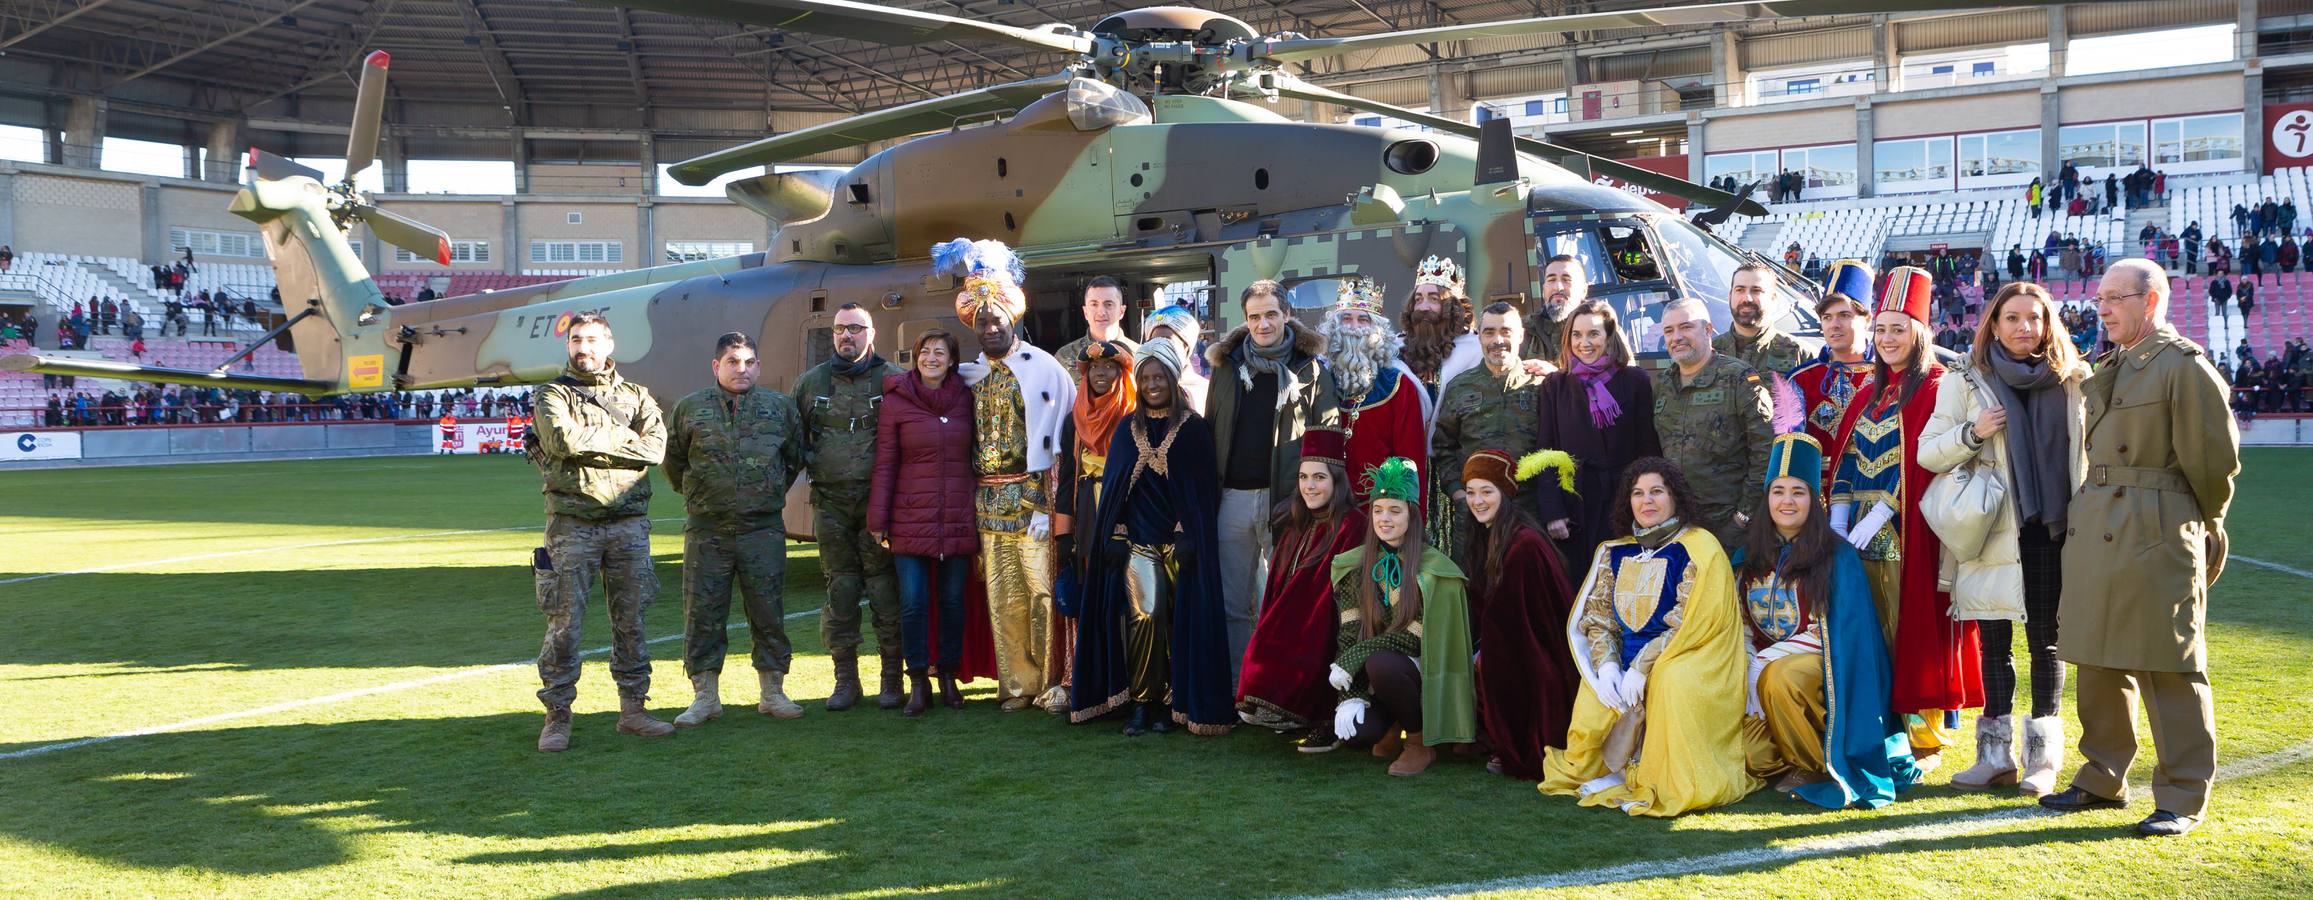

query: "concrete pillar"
left=510, top=132, right=529, bottom=194
left=141, top=184, right=162, bottom=261
left=2047, top=8, right=2069, bottom=79
left=1873, top=15, right=1896, bottom=91
left=60, top=95, right=105, bottom=169
left=1687, top=116, right=1709, bottom=182
left=183, top=144, right=201, bottom=181
left=2041, top=85, right=2063, bottom=180
left=381, top=135, right=407, bottom=193
left=0, top=173, right=16, bottom=249
left=636, top=133, right=656, bottom=268
left=501, top=198, right=520, bottom=274
left=2246, top=64, right=2266, bottom=174
left=204, top=120, right=242, bottom=183
left=1561, top=49, right=1586, bottom=87
left=1856, top=101, right=1876, bottom=199
left=1714, top=31, right=1745, bottom=109
left=2240, top=0, right=2261, bottom=62
left=1427, top=62, right=1474, bottom=122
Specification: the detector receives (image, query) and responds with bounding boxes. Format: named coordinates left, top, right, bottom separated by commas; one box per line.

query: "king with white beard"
left=1324, top=278, right=1432, bottom=506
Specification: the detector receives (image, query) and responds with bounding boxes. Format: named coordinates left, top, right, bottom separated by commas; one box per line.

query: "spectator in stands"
left=243, top=299, right=258, bottom=321
left=2153, top=170, right=2165, bottom=198
left=2208, top=274, right=2233, bottom=321
left=2286, top=199, right=2301, bottom=236
left=2261, top=197, right=2280, bottom=234
left=2237, top=278, right=2256, bottom=319
left=2206, top=237, right=2229, bottom=276
left=2181, top=223, right=2202, bottom=276
left=0, top=244, right=10, bottom=271
left=2066, top=194, right=2085, bottom=218
left=120, top=308, right=142, bottom=340
left=130, top=337, right=145, bottom=359
left=2238, top=337, right=2255, bottom=367
left=2027, top=178, right=2043, bottom=218
left=2283, top=236, right=2301, bottom=275
left=2104, top=173, right=2118, bottom=211
left=44, top=394, right=61, bottom=426
left=0, top=315, right=16, bottom=344
left=99, top=297, right=116, bottom=335
left=2059, top=242, right=2081, bottom=281
left=2028, top=249, right=2046, bottom=282
left=2007, top=245, right=2025, bottom=281
left=2161, top=232, right=2180, bottom=271
left=201, top=298, right=218, bottom=337
left=2260, top=232, right=2281, bottom=281
left=2241, top=233, right=2264, bottom=283
left=1784, top=242, right=1802, bottom=268
left=2059, top=162, right=2079, bottom=203
left=2231, top=203, right=2251, bottom=235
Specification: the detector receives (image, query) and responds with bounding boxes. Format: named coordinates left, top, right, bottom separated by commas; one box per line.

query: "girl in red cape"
left=1460, top=449, right=1581, bottom=780
left=1237, top=427, right=1366, bottom=750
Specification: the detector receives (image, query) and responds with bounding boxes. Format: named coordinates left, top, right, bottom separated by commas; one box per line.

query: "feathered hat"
left=1362, top=456, right=1422, bottom=507
left=1463, top=448, right=1576, bottom=499
left=1335, top=277, right=1387, bottom=318
left=1876, top=265, right=1933, bottom=325
left=1413, top=255, right=1465, bottom=296
left=1766, top=432, right=1825, bottom=496
left=932, top=237, right=1026, bottom=325
left=1819, top=259, right=1874, bottom=315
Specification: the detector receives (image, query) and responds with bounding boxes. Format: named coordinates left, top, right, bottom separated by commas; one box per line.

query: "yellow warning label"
left=348, top=354, right=385, bottom=390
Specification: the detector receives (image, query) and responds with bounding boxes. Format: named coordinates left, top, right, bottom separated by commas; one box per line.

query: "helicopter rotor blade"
left=344, top=50, right=392, bottom=179
left=577, top=0, right=1093, bottom=56
left=666, top=72, right=1072, bottom=185
left=1251, top=75, right=1766, bottom=217
left=1254, top=0, right=2051, bottom=65
left=352, top=203, right=451, bottom=266
left=246, top=147, right=326, bottom=184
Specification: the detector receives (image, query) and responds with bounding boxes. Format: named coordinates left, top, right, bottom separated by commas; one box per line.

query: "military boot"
left=674, top=672, right=722, bottom=728
left=615, top=697, right=673, bottom=737
left=537, top=707, right=572, bottom=752
left=826, top=647, right=863, bottom=712
left=877, top=651, right=905, bottom=710
left=757, top=670, right=805, bottom=719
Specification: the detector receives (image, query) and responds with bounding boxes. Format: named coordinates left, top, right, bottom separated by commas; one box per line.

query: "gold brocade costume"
left=974, top=359, right=1053, bottom=701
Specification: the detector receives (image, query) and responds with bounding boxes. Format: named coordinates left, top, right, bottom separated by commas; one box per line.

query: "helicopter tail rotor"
left=343, top=50, right=391, bottom=180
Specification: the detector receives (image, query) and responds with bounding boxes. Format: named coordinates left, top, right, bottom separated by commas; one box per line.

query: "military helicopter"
left=3, top=0, right=2006, bottom=400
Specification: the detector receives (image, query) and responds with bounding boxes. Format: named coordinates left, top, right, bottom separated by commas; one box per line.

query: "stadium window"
left=396, top=240, right=490, bottom=264
left=529, top=240, right=622, bottom=264
left=665, top=241, right=754, bottom=262
left=1525, top=100, right=1546, bottom=116
left=2067, top=24, right=2235, bottom=77
left=2152, top=112, right=2246, bottom=172
left=2058, top=121, right=2146, bottom=169
left=1703, top=150, right=1778, bottom=190
left=1781, top=143, right=1858, bottom=199
left=1475, top=106, right=1496, bottom=123
left=1553, top=98, right=1567, bottom=114
left=1785, top=78, right=1821, bottom=96
left=0, top=123, right=43, bottom=163
left=1972, top=62, right=1996, bottom=76
left=1957, top=128, right=2041, bottom=187
left=1874, top=136, right=1954, bottom=193
left=168, top=227, right=264, bottom=259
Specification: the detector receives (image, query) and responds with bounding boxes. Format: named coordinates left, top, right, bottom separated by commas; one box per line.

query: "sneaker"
left=1298, top=730, right=1341, bottom=754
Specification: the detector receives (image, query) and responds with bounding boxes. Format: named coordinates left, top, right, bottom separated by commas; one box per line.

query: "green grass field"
left=2, top=451, right=2310, bottom=898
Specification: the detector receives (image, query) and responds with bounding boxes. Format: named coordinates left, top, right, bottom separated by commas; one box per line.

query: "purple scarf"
left=1571, top=356, right=1623, bottom=429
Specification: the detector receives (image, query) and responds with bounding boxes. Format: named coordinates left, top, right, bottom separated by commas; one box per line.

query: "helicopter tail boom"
left=0, top=353, right=334, bottom=395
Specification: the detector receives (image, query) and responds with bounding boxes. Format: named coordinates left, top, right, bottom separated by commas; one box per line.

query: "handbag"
left=1922, top=368, right=2009, bottom=559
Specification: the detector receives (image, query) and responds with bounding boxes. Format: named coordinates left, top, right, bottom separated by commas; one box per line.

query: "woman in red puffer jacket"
left=870, top=328, right=979, bottom=716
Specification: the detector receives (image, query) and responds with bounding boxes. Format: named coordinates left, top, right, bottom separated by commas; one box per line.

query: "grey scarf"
left=1235, top=321, right=1304, bottom=410
left=1981, top=353, right=2071, bottom=537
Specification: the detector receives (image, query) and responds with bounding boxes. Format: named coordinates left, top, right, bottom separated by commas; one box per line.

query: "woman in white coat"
left=1919, top=282, right=2089, bottom=795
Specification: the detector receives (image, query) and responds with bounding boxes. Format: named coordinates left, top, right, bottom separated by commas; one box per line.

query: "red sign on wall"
left=1590, top=154, right=1692, bottom=211
left=2264, top=102, right=2313, bottom=173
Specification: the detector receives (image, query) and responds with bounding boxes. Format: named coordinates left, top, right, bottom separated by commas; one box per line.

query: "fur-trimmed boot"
left=757, top=670, right=804, bottom=719
left=615, top=696, right=674, bottom=737
left=1952, top=714, right=2018, bottom=790
left=674, top=672, right=722, bottom=728
left=826, top=648, right=862, bottom=712
left=537, top=707, right=572, bottom=752
left=2019, top=716, right=2066, bottom=797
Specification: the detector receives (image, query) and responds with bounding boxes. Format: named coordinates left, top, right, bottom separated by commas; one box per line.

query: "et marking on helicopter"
left=1, top=0, right=2044, bottom=403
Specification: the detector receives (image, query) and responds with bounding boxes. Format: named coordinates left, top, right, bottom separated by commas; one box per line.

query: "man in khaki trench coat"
left=2039, top=259, right=2239, bottom=837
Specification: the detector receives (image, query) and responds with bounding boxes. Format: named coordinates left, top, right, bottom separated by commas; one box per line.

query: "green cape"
left=1330, top=546, right=1476, bottom=745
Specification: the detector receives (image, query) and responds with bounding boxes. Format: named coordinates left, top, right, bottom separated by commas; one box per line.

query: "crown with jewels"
left=1335, top=277, right=1387, bottom=316
left=1413, top=255, right=1464, bottom=294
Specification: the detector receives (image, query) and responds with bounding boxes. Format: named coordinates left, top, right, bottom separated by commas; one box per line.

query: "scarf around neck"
left=1235, top=322, right=1304, bottom=410
left=1633, top=517, right=1683, bottom=550
left=1982, top=352, right=2072, bottom=535
left=1571, top=355, right=1624, bottom=429
left=831, top=351, right=886, bottom=379
left=1073, top=368, right=1137, bottom=460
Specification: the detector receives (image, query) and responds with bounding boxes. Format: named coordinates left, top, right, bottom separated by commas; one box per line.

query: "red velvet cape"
left=1469, top=522, right=1580, bottom=780
left=1236, top=506, right=1368, bottom=726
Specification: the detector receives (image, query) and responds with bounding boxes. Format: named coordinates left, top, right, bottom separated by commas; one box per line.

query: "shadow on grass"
left=0, top=706, right=2123, bottom=897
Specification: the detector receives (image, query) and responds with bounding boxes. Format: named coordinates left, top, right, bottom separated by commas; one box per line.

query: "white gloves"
left=1829, top=501, right=1853, bottom=537
left=1333, top=698, right=1370, bottom=740
left=1845, top=502, right=1895, bottom=551
left=1746, top=659, right=1767, bottom=719
left=1327, top=663, right=1353, bottom=691
left=1593, top=662, right=1627, bottom=712
left=1618, top=666, right=1648, bottom=709
left=1027, top=512, right=1052, bottom=542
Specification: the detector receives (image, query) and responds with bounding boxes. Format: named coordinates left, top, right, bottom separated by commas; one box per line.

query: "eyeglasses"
left=2093, top=291, right=2147, bottom=305
left=830, top=324, right=869, bottom=335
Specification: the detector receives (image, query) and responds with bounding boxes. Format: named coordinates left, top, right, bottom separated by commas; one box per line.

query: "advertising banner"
left=2264, top=102, right=2313, bottom=173
left=6, top=431, right=82, bottom=461
left=434, top=418, right=529, bottom=455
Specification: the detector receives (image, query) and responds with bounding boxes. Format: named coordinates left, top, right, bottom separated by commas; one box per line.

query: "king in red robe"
left=1326, top=277, right=1431, bottom=504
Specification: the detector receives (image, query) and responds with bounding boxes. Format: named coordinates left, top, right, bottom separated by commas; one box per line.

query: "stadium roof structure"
left=0, top=1, right=1733, bottom=132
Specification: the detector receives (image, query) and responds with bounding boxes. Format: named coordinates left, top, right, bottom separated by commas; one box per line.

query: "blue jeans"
left=894, top=554, right=969, bottom=672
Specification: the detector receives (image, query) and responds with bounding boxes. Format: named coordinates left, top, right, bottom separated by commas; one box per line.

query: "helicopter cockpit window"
left=1282, top=276, right=1351, bottom=311
left=1603, top=225, right=1662, bottom=282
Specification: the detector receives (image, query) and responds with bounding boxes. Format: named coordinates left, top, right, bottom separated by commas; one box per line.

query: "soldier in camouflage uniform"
left=1712, top=262, right=1809, bottom=375
left=1653, top=297, right=1775, bottom=549
left=529, top=312, right=670, bottom=752
left=790, top=303, right=906, bottom=711
left=1521, top=255, right=1586, bottom=365
left=1431, top=301, right=1543, bottom=553
left=665, top=331, right=810, bottom=727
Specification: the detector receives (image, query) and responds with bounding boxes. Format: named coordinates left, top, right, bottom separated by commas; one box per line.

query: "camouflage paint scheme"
left=13, top=88, right=1817, bottom=410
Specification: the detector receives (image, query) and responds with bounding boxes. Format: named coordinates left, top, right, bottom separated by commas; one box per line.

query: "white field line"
left=2234, top=555, right=2313, bottom=581
left=0, top=609, right=820, bottom=763
left=1303, top=734, right=2313, bottom=900
left=0, top=517, right=684, bottom=587
left=4, top=462, right=445, bottom=486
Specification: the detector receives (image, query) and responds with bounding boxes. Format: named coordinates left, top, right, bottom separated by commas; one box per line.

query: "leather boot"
left=1371, top=728, right=1404, bottom=759
left=1387, top=731, right=1436, bottom=777
left=826, top=648, right=863, bottom=712
left=1123, top=702, right=1149, bottom=737
left=1952, top=714, right=2019, bottom=790
left=537, top=707, right=571, bottom=752
left=903, top=669, right=932, bottom=718
left=877, top=652, right=905, bottom=710
left=2019, top=716, right=2066, bottom=797
left=938, top=671, right=964, bottom=710
left=674, top=672, right=722, bottom=728
left=615, top=696, right=673, bottom=737
left=1150, top=702, right=1175, bottom=734
left=757, top=670, right=805, bottom=719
